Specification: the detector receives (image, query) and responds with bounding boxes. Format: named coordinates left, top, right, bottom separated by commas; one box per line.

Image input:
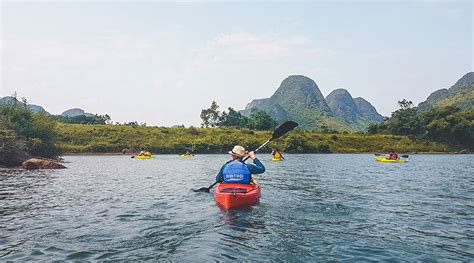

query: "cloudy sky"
left=1, top=1, right=472, bottom=126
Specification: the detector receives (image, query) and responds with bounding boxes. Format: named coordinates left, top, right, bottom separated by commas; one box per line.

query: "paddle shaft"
left=242, top=139, right=271, bottom=162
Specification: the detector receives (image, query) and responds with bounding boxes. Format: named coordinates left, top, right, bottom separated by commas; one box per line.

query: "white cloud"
left=190, top=32, right=335, bottom=71
left=213, top=32, right=291, bottom=60
left=4, top=35, right=156, bottom=67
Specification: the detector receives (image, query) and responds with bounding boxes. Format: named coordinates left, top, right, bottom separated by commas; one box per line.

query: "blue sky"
left=1, top=1, right=472, bottom=126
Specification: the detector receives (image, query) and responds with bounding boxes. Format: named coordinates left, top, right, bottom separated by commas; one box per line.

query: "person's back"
left=216, top=145, right=265, bottom=184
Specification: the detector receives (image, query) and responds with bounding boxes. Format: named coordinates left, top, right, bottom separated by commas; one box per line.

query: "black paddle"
left=193, top=121, right=299, bottom=193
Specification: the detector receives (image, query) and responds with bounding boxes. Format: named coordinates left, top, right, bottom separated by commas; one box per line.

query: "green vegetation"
left=423, top=106, right=474, bottom=150
left=369, top=100, right=424, bottom=136
left=284, top=107, right=353, bottom=132
left=0, top=103, right=60, bottom=166
left=418, top=72, right=473, bottom=113
left=369, top=100, right=473, bottom=150
left=1, top=95, right=468, bottom=165
left=52, top=114, right=111, bottom=125
left=56, top=123, right=453, bottom=154
left=433, top=87, right=474, bottom=110
left=200, top=101, right=277, bottom=130
left=239, top=75, right=384, bottom=132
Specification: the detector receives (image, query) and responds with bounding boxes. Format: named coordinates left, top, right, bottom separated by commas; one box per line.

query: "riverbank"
left=0, top=166, right=24, bottom=172
left=56, top=123, right=458, bottom=154
left=60, top=151, right=470, bottom=156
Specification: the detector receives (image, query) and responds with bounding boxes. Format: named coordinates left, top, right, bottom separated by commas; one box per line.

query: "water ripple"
left=1, top=154, right=473, bottom=260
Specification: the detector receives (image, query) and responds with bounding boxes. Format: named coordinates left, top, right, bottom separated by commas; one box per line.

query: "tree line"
left=51, top=114, right=111, bottom=125
left=368, top=99, right=473, bottom=150
left=1, top=96, right=470, bottom=167
left=200, top=101, right=277, bottom=130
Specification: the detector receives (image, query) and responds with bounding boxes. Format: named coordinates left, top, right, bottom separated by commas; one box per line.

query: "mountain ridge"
left=418, top=72, right=474, bottom=112
left=240, top=75, right=383, bottom=131
left=0, top=96, right=49, bottom=114
left=61, top=108, right=95, bottom=117
left=0, top=96, right=97, bottom=118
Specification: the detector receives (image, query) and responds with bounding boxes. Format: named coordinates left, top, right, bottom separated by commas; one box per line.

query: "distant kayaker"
left=215, top=145, right=265, bottom=184
left=184, top=149, right=193, bottom=155
left=138, top=150, right=145, bottom=156
left=389, top=151, right=398, bottom=160
left=271, top=150, right=285, bottom=160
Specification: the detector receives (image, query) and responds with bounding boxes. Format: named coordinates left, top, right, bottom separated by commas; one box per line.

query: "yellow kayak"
left=272, top=157, right=284, bottom=161
left=375, top=157, right=407, bottom=163
left=135, top=155, right=153, bottom=159
left=179, top=154, right=194, bottom=158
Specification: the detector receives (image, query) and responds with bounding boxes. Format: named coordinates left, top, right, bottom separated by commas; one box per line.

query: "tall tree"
left=388, top=108, right=424, bottom=135
left=200, top=101, right=220, bottom=128
left=248, top=109, right=277, bottom=130
left=218, top=107, right=249, bottom=128
left=398, top=99, right=414, bottom=109
left=366, top=99, right=423, bottom=135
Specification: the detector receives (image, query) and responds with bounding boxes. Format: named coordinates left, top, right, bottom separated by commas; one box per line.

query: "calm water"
left=1, top=154, right=473, bottom=261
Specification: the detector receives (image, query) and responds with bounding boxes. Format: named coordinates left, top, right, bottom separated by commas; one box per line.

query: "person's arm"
left=215, top=164, right=226, bottom=183
left=247, top=158, right=265, bottom=174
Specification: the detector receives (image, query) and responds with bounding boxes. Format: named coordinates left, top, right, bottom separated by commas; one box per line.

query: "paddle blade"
left=401, top=155, right=409, bottom=158
left=192, top=187, right=210, bottom=193
left=271, top=121, right=299, bottom=140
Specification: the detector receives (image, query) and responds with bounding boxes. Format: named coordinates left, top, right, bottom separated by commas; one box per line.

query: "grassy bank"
left=56, top=124, right=455, bottom=154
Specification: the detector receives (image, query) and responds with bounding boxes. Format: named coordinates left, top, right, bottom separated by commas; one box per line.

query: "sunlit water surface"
left=1, top=154, right=473, bottom=261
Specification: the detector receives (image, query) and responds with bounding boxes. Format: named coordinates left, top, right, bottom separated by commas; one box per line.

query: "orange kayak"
left=214, top=182, right=261, bottom=209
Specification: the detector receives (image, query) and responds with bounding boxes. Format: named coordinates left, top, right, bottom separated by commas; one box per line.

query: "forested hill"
left=418, top=72, right=474, bottom=112
left=240, top=75, right=383, bottom=131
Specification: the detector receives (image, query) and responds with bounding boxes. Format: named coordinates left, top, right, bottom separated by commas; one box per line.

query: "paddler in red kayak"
left=215, top=145, right=265, bottom=184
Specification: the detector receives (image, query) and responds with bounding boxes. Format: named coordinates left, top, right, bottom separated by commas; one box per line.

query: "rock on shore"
left=22, top=158, right=66, bottom=170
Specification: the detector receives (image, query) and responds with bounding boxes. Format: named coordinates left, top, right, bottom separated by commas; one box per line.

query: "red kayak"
left=214, top=182, right=261, bottom=209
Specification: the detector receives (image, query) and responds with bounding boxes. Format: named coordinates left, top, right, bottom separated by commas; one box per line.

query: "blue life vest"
left=223, top=160, right=251, bottom=184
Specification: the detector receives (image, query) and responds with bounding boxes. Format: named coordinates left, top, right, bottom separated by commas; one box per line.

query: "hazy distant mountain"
left=0, top=96, right=49, bottom=114
left=325, top=89, right=384, bottom=125
left=0, top=96, right=102, bottom=119
left=61, top=108, right=95, bottom=117
left=418, top=72, right=474, bottom=112
left=353, top=97, right=384, bottom=122
left=326, top=89, right=361, bottom=123
left=241, top=75, right=383, bottom=131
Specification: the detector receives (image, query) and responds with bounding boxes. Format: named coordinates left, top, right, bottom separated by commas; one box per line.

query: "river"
left=1, top=154, right=473, bottom=260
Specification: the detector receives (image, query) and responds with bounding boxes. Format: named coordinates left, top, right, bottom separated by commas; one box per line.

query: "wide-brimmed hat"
left=228, top=145, right=246, bottom=157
